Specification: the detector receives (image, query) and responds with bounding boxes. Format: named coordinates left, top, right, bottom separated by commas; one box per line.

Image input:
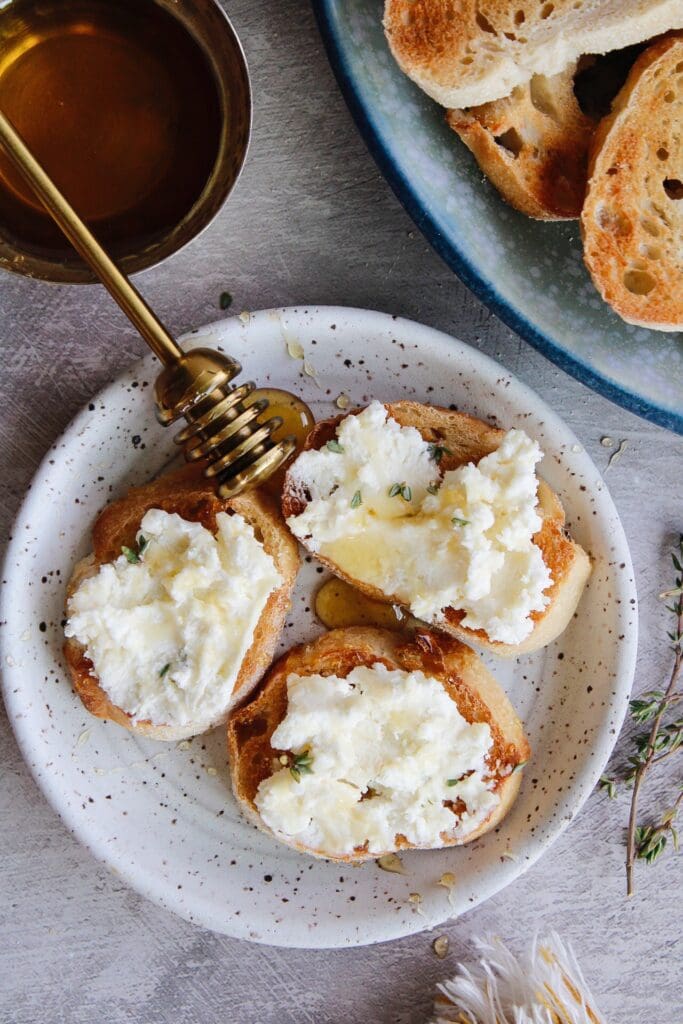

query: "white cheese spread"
left=65, top=508, right=282, bottom=728
left=286, top=402, right=552, bottom=644
left=255, top=663, right=500, bottom=855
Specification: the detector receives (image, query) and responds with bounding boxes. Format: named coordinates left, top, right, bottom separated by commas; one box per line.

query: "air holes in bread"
left=475, top=10, right=497, bottom=34
left=663, top=178, right=683, bottom=200
left=623, top=268, right=656, bottom=295
left=495, top=127, right=524, bottom=156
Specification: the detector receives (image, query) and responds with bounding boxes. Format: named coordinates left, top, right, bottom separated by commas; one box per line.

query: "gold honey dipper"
left=0, top=110, right=297, bottom=497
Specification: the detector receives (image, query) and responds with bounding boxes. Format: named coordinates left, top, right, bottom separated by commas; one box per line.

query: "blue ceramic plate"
left=314, top=1, right=683, bottom=433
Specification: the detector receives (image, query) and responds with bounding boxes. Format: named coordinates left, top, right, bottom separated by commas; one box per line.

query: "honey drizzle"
left=314, top=577, right=420, bottom=633
left=249, top=388, right=315, bottom=497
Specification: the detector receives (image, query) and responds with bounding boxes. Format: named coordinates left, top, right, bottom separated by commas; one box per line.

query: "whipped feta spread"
left=286, top=402, right=552, bottom=644
left=255, top=663, right=499, bottom=855
left=65, top=508, right=282, bottom=727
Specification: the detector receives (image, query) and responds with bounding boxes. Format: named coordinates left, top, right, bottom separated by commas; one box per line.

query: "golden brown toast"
left=581, top=33, right=683, bottom=331
left=282, top=402, right=590, bottom=657
left=64, top=463, right=300, bottom=741
left=383, top=0, right=683, bottom=109
left=447, top=64, right=593, bottom=220
left=227, top=626, right=530, bottom=862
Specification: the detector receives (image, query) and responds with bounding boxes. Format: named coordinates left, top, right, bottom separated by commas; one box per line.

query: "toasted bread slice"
left=282, top=402, right=590, bottom=657
left=383, top=0, right=683, bottom=109
left=581, top=33, right=683, bottom=331
left=447, top=64, right=593, bottom=220
left=228, top=626, right=530, bottom=862
left=64, top=464, right=299, bottom=741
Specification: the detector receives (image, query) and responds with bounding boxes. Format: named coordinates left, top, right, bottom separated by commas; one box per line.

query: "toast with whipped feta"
left=282, top=401, right=590, bottom=657
left=228, top=626, right=530, bottom=861
left=63, top=463, right=299, bottom=741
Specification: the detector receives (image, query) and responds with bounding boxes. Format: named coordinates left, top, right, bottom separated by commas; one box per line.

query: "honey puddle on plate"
left=315, top=578, right=420, bottom=632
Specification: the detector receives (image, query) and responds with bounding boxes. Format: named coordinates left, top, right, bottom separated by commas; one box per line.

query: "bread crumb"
left=377, top=853, right=405, bottom=874
left=432, top=935, right=449, bottom=959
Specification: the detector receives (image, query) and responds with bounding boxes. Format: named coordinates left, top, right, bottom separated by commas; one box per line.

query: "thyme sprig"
left=289, top=750, right=313, bottom=783
left=121, top=533, right=148, bottom=564
left=634, top=793, right=682, bottom=864
left=389, top=482, right=412, bottom=501
left=621, top=534, right=683, bottom=894
left=429, top=443, right=452, bottom=464
left=599, top=775, right=617, bottom=799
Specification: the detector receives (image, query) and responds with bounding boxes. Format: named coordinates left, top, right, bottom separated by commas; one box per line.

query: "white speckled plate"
left=1, top=307, right=637, bottom=948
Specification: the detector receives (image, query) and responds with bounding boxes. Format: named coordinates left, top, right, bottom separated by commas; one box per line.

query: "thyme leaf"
left=429, top=444, right=452, bottom=464
left=290, top=750, right=313, bottom=783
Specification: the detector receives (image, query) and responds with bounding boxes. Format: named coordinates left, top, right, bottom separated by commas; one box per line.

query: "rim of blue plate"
left=313, top=2, right=683, bottom=436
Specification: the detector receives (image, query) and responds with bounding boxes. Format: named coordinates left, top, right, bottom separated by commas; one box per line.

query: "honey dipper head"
left=154, top=347, right=297, bottom=498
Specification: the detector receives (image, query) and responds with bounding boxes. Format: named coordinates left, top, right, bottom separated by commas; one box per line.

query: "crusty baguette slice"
left=282, top=402, right=590, bottom=657
left=581, top=33, right=683, bottom=331
left=228, top=626, right=530, bottom=862
left=383, top=0, right=683, bottom=109
left=63, top=463, right=299, bottom=741
left=447, top=64, right=593, bottom=220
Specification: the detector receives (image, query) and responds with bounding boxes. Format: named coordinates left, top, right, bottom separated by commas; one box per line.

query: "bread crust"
left=227, top=626, right=530, bottom=862
left=63, top=463, right=300, bottom=741
left=282, top=402, right=590, bottom=657
left=383, top=0, right=683, bottom=109
left=581, top=32, right=683, bottom=331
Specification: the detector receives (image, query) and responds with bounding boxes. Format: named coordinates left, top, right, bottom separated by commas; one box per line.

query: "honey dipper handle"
left=0, top=110, right=183, bottom=366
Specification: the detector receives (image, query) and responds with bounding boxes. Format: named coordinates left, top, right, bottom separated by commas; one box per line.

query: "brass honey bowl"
left=0, top=0, right=251, bottom=283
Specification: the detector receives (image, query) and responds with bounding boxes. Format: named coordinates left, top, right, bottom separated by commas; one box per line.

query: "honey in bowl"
left=0, top=0, right=222, bottom=261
